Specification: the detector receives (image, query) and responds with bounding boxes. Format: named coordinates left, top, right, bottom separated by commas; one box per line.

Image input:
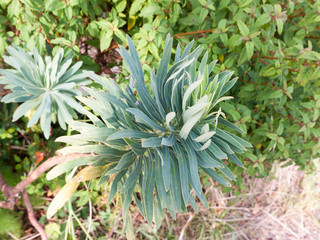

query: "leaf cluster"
left=0, top=46, right=90, bottom=138
left=47, top=35, right=251, bottom=225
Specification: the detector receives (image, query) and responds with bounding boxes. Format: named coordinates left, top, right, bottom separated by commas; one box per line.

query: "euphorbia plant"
left=46, top=35, right=252, bottom=225
left=0, top=46, right=90, bottom=139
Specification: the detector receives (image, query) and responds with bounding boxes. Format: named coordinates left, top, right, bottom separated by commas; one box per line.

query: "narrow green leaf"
left=108, top=170, right=126, bottom=203
left=121, top=159, right=142, bottom=193
left=202, top=168, right=231, bottom=187
left=183, top=139, right=202, bottom=195
left=126, top=108, right=166, bottom=131
left=142, top=155, right=155, bottom=224
left=173, top=143, right=189, bottom=205
left=142, top=137, right=162, bottom=148
left=218, top=117, right=244, bottom=134
left=161, top=133, right=175, bottom=146
left=161, top=146, right=171, bottom=192
left=108, top=130, right=157, bottom=140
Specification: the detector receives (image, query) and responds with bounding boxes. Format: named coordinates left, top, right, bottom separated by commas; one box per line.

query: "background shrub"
left=1, top=0, right=319, bottom=176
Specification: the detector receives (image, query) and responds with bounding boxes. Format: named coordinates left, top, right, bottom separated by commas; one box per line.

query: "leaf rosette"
left=0, top=45, right=90, bottom=138
left=48, top=35, right=252, bottom=224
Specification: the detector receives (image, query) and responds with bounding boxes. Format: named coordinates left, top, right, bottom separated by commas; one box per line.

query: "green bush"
left=0, top=0, right=319, bottom=237
left=1, top=0, right=318, bottom=174
left=0, top=208, right=22, bottom=238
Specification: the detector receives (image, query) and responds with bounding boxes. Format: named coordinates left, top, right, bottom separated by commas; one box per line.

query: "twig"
left=174, top=29, right=215, bottom=38
left=21, top=233, right=40, bottom=240
left=164, top=0, right=173, bottom=14
left=19, top=129, right=32, bottom=145
left=178, top=213, right=196, bottom=240
left=108, top=207, right=123, bottom=239
left=6, top=231, right=20, bottom=240
left=9, top=146, right=28, bottom=151
left=261, top=209, right=300, bottom=239
left=22, top=191, right=48, bottom=240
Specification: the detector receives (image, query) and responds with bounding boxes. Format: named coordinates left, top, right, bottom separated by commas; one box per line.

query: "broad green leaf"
left=245, top=41, right=254, bottom=59
left=237, top=20, right=249, bottom=36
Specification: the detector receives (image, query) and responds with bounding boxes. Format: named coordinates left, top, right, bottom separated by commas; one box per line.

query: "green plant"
left=0, top=0, right=130, bottom=72
left=129, top=0, right=320, bottom=174
left=0, top=208, right=22, bottom=238
left=2, top=0, right=319, bottom=176
left=0, top=45, right=91, bottom=139
left=45, top=35, right=251, bottom=226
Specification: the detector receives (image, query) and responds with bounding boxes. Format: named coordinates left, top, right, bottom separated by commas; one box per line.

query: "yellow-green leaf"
left=47, top=178, right=79, bottom=219
left=74, top=166, right=107, bottom=182
left=128, top=16, right=136, bottom=30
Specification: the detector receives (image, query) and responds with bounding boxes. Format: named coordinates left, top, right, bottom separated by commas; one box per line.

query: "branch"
left=0, top=153, right=91, bottom=206
left=0, top=172, right=12, bottom=194
left=23, top=190, right=48, bottom=240
left=12, top=153, right=90, bottom=197
left=0, top=173, right=14, bottom=209
left=0, top=153, right=92, bottom=238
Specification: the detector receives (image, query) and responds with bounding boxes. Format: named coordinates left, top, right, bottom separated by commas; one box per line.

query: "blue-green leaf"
left=108, top=130, right=157, bottom=140
left=142, top=137, right=162, bottom=148
left=173, top=142, right=189, bottom=205
left=161, top=133, right=175, bottom=146
left=126, top=108, right=166, bottom=131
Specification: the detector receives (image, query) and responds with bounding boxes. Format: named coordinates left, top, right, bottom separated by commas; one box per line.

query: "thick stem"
left=0, top=173, right=14, bottom=210
left=22, top=191, right=48, bottom=240
left=12, top=153, right=89, bottom=196
left=0, top=153, right=91, bottom=209
left=0, top=153, right=91, bottom=237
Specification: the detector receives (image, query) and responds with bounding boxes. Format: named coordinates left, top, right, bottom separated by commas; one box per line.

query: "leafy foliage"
left=46, top=35, right=251, bottom=225
left=0, top=46, right=90, bottom=138
left=132, top=0, right=320, bottom=173
left=0, top=0, right=319, bottom=237
left=0, top=208, right=22, bottom=238
left=1, top=0, right=316, bottom=172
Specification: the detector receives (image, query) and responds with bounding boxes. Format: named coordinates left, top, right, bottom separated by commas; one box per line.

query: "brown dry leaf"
left=36, top=151, right=44, bottom=164
left=252, top=203, right=261, bottom=215
left=47, top=185, right=60, bottom=197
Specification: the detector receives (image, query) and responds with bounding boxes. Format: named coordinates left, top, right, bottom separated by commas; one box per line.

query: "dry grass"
left=129, top=159, right=320, bottom=240
left=224, top=159, right=320, bottom=240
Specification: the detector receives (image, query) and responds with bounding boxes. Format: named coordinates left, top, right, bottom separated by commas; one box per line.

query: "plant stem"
left=22, top=190, right=48, bottom=240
